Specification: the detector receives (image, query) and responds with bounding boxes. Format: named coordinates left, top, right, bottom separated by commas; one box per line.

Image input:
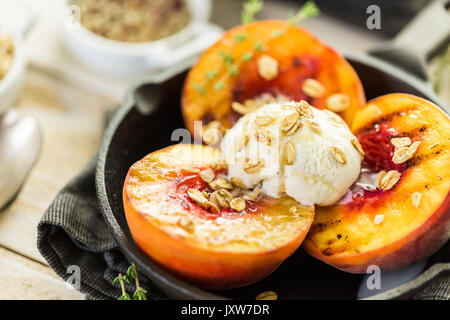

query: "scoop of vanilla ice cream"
left=221, top=101, right=362, bottom=206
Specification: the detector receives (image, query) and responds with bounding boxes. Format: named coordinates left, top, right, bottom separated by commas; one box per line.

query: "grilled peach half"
left=303, top=93, right=450, bottom=273
left=123, top=144, right=314, bottom=289
left=182, top=20, right=365, bottom=141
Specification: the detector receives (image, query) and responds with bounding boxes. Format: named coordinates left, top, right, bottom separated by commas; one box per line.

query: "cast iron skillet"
left=96, top=1, right=450, bottom=299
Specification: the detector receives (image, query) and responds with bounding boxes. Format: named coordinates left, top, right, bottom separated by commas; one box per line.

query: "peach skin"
left=303, top=93, right=450, bottom=273
left=182, top=20, right=366, bottom=142
left=123, top=144, right=314, bottom=289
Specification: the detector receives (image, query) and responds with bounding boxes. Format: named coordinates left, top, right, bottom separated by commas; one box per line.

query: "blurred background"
left=1, top=0, right=448, bottom=101
left=0, top=0, right=448, bottom=299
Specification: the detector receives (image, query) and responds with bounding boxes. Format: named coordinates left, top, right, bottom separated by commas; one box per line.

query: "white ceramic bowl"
left=56, top=0, right=223, bottom=76
left=0, top=30, right=26, bottom=114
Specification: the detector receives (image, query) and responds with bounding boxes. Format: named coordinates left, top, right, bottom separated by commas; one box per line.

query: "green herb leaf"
left=133, top=288, right=148, bottom=300
left=254, top=41, right=266, bottom=52
left=119, top=293, right=132, bottom=300
left=299, top=0, right=320, bottom=20
left=241, top=0, right=264, bottom=24
left=219, top=50, right=238, bottom=76
left=219, top=50, right=233, bottom=64
left=122, top=275, right=131, bottom=284
left=271, top=30, right=283, bottom=38
left=113, top=276, right=121, bottom=284
left=126, top=265, right=137, bottom=281
left=242, top=52, right=254, bottom=61
left=226, top=63, right=238, bottom=76
left=214, top=81, right=226, bottom=90
left=192, top=83, right=206, bottom=95
left=233, top=34, right=247, bottom=43
left=288, top=0, right=320, bottom=26
left=287, top=10, right=297, bottom=26
left=205, top=70, right=218, bottom=79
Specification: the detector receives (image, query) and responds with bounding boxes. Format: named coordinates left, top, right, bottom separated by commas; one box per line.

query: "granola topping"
left=412, top=192, right=422, bottom=209
left=308, top=121, right=322, bottom=134
left=279, top=112, right=299, bottom=135
left=378, top=170, right=401, bottom=190
left=294, top=100, right=314, bottom=118
left=199, top=169, right=215, bottom=183
left=392, top=141, right=421, bottom=164
left=302, top=78, right=325, bottom=98
left=209, top=178, right=233, bottom=190
left=243, top=159, right=264, bottom=173
left=281, top=142, right=296, bottom=165
left=181, top=168, right=200, bottom=174
left=257, top=54, right=279, bottom=81
left=231, top=177, right=247, bottom=189
left=256, top=291, right=278, bottom=300
left=351, top=139, right=365, bottom=157
left=331, top=146, right=347, bottom=164
left=210, top=189, right=233, bottom=209
left=391, top=137, right=411, bottom=149
left=242, top=188, right=261, bottom=201
left=202, top=121, right=224, bottom=145
left=230, top=197, right=246, bottom=212
left=255, top=115, right=275, bottom=127
left=326, top=93, right=350, bottom=112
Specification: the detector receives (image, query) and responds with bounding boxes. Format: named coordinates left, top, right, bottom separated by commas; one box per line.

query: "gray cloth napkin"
left=37, top=155, right=167, bottom=300
left=414, top=276, right=450, bottom=300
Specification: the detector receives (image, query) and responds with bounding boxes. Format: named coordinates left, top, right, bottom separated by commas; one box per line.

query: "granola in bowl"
left=73, top=0, right=192, bottom=43
left=0, top=33, right=14, bottom=82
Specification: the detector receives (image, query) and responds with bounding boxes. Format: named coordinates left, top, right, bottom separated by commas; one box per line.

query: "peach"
left=181, top=20, right=366, bottom=141
left=123, top=144, right=314, bottom=289
left=303, top=93, right=450, bottom=273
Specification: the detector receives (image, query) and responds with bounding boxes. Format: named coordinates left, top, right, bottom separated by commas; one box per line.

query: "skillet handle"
left=369, top=0, right=450, bottom=81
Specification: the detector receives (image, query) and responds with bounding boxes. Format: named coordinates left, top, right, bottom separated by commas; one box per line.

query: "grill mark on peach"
left=357, top=123, right=428, bottom=142
left=309, top=219, right=342, bottom=234
left=320, top=241, right=351, bottom=256
left=406, top=145, right=447, bottom=170
left=357, top=112, right=435, bottom=145
left=321, top=247, right=334, bottom=256
left=348, top=156, right=444, bottom=213
left=356, top=108, right=416, bottom=134
left=394, top=125, right=429, bottom=141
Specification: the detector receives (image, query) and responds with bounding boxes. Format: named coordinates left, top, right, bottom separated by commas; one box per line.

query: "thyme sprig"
left=192, top=0, right=320, bottom=96
left=113, top=273, right=131, bottom=300
left=288, top=0, right=320, bottom=26
left=241, top=0, right=264, bottom=24
left=127, top=264, right=148, bottom=300
left=113, top=263, right=148, bottom=300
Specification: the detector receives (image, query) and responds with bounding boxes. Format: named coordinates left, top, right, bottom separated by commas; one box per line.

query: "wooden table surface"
left=0, top=0, right=447, bottom=300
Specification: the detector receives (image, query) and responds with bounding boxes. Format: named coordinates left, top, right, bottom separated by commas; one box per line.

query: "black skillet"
left=96, top=0, right=450, bottom=299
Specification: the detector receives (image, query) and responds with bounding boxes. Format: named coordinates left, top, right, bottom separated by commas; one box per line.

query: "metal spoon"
left=0, top=109, right=41, bottom=210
